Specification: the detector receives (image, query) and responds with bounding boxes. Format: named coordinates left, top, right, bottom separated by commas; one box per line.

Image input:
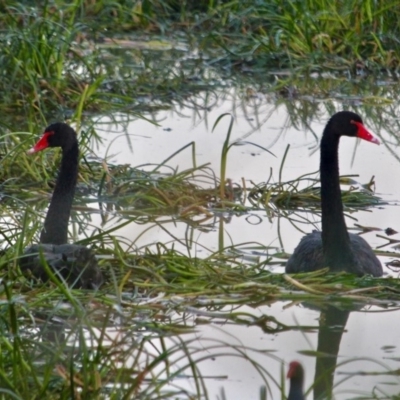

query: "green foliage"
left=0, top=2, right=396, bottom=399
left=0, top=0, right=397, bottom=124
left=194, top=0, right=400, bottom=69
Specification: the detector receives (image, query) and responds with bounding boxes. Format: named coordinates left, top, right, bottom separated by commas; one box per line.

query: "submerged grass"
left=249, top=172, right=384, bottom=211
left=1, top=242, right=400, bottom=398
left=0, top=1, right=398, bottom=398
left=0, top=119, right=393, bottom=397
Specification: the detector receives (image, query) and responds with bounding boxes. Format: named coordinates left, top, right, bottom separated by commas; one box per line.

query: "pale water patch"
left=84, top=92, right=400, bottom=277
left=59, top=300, right=400, bottom=399
left=65, top=93, right=400, bottom=398
left=35, top=90, right=400, bottom=400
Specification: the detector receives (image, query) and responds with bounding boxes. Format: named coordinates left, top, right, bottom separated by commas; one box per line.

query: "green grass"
left=1, top=241, right=400, bottom=398
left=191, top=0, right=400, bottom=70
left=0, top=1, right=398, bottom=123
left=0, top=116, right=392, bottom=398
left=0, top=1, right=398, bottom=398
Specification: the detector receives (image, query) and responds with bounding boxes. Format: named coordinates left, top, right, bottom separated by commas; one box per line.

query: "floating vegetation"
left=249, top=173, right=384, bottom=211
left=0, top=1, right=398, bottom=399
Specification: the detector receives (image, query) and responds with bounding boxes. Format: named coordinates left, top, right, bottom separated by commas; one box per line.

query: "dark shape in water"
left=287, top=361, right=305, bottom=400
left=20, top=123, right=103, bottom=289
left=286, top=111, right=383, bottom=277
left=385, top=227, right=397, bottom=236
left=313, top=304, right=350, bottom=400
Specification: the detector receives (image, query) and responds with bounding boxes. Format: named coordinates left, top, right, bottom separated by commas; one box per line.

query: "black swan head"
left=323, top=111, right=379, bottom=143
left=28, top=122, right=78, bottom=153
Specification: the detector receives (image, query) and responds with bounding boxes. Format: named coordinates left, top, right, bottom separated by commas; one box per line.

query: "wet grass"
left=0, top=1, right=398, bottom=398
left=0, top=86, right=396, bottom=400
left=0, top=118, right=394, bottom=398
left=1, top=240, right=400, bottom=398
left=0, top=1, right=399, bottom=122
left=249, top=172, right=383, bottom=211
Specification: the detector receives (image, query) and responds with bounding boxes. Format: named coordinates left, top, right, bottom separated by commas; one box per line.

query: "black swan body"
left=19, top=123, right=103, bottom=289
left=287, top=361, right=305, bottom=400
left=286, top=111, right=383, bottom=277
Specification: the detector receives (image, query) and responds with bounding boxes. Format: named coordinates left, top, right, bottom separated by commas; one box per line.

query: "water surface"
left=72, top=91, right=400, bottom=398
left=20, top=77, right=400, bottom=398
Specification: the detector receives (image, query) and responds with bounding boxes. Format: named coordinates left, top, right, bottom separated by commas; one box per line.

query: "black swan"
left=19, top=123, right=104, bottom=289
left=286, top=111, right=382, bottom=276
left=287, top=361, right=305, bottom=400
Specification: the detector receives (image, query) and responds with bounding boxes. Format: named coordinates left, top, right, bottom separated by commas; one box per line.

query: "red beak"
left=351, top=121, right=380, bottom=145
left=27, top=131, right=54, bottom=154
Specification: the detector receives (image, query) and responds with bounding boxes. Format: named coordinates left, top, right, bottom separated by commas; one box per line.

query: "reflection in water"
left=26, top=304, right=289, bottom=399
left=313, top=305, right=350, bottom=400
left=5, top=78, right=400, bottom=398
left=86, top=90, right=400, bottom=268
left=14, top=292, right=400, bottom=399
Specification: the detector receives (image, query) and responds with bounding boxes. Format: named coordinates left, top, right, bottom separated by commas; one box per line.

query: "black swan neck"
left=320, top=132, right=356, bottom=271
left=40, top=142, right=78, bottom=245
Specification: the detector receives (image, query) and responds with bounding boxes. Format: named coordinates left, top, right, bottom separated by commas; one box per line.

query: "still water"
left=90, top=92, right=399, bottom=267
left=55, top=89, right=400, bottom=399
left=22, top=87, right=400, bottom=399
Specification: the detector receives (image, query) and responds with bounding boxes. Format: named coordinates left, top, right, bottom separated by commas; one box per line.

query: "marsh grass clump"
left=93, top=162, right=222, bottom=212
left=0, top=1, right=399, bottom=127
left=0, top=3, right=232, bottom=119
left=0, top=3, right=398, bottom=397
left=193, top=1, right=400, bottom=71
left=0, top=6, right=107, bottom=121
left=249, top=173, right=384, bottom=211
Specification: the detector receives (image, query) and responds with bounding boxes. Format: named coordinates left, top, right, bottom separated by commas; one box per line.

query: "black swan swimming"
left=286, top=111, right=383, bottom=277
left=19, top=123, right=104, bottom=289
left=287, top=361, right=305, bottom=400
